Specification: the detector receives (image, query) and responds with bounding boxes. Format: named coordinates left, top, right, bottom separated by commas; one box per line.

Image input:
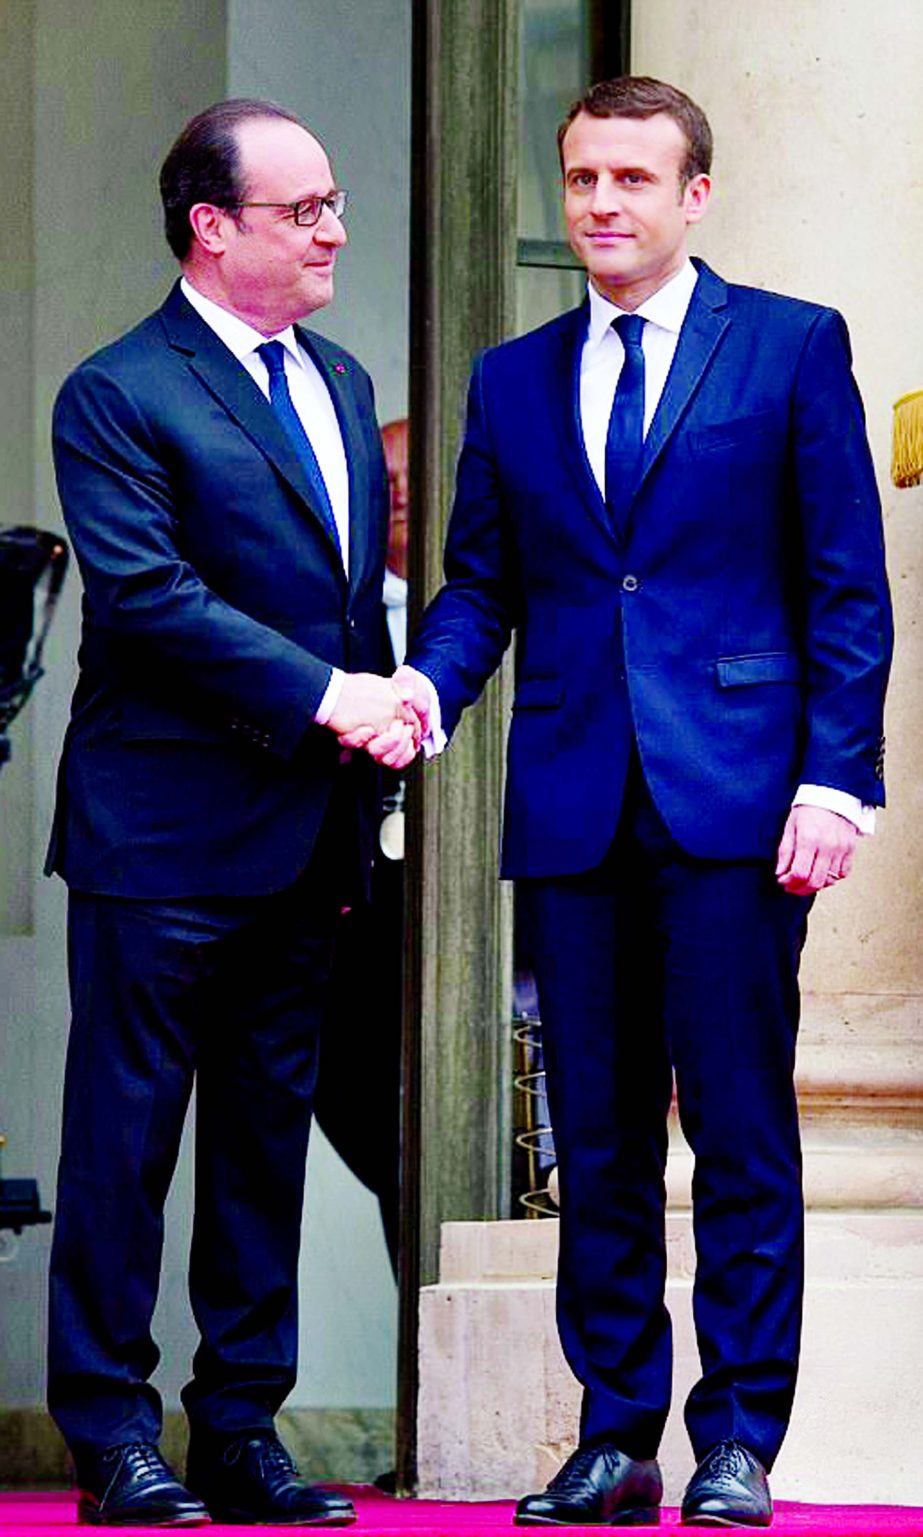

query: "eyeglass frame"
left=231, top=190, right=348, bottom=227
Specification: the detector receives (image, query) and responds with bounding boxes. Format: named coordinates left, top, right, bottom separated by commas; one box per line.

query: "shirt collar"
left=584, top=258, right=698, bottom=350
left=180, top=277, right=303, bottom=367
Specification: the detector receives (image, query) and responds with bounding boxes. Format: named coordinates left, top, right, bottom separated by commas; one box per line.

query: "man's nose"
left=316, top=208, right=348, bottom=246
left=589, top=176, right=622, bottom=217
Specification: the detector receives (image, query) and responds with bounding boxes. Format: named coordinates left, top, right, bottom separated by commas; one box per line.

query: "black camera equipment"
left=0, top=1137, right=52, bottom=1234
left=0, top=525, right=69, bottom=770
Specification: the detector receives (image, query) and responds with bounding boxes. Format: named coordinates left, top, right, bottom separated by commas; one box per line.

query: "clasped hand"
left=327, top=666, right=431, bottom=770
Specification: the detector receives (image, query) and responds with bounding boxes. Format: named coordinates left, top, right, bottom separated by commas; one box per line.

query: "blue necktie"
left=604, top=313, right=646, bottom=533
left=257, top=341, right=341, bottom=557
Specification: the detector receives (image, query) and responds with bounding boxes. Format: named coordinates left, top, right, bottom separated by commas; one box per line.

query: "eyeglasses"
left=233, top=191, right=348, bottom=227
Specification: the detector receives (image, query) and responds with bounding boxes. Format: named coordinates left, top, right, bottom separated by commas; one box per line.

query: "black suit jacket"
left=48, top=282, right=390, bottom=897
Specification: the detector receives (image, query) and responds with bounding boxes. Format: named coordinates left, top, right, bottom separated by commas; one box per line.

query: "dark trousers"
left=47, top=797, right=355, bottom=1460
left=518, top=762, right=811, bottom=1471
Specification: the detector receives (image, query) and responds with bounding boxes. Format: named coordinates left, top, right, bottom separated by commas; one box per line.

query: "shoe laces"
left=703, top=1440, right=749, bottom=1484
left=259, top=1437, right=298, bottom=1477
left=101, top=1443, right=164, bottom=1475
left=225, top=1433, right=298, bottom=1480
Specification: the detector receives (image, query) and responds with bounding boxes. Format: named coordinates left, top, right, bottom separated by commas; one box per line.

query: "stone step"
left=419, top=1213, right=923, bottom=1506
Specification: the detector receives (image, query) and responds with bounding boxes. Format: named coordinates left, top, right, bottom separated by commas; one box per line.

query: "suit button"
left=622, top=574, right=640, bottom=592
left=347, top=617, right=357, bottom=632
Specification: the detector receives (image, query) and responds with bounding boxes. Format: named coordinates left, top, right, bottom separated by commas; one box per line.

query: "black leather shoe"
left=76, top=1443, right=210, bottom=1526
left=681, top=1441, right=772, bottom=1527
left=514, top=1442, right=662, bottom=1525
left=186, top=1431, right=356, bottom=1525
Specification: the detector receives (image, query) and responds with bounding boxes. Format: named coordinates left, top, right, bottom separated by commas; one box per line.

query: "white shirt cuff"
left=792, top=783, right=876, bottom=835
left=314, top=667, right=344, bottom=726
left=411, top=669, right=447, bottom=758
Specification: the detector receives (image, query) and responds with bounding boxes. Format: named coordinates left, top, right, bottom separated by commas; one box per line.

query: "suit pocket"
left=513, top=676, right=563, bottom=710
left=716, top=652, right=802, bottom=687
left=689, top=411, right=776, bottom=453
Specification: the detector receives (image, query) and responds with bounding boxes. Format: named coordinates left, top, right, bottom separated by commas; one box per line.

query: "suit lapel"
left=548, top=301, right=619, bottom=545
left=297, top=328, right=372, bottom=598
left=638, top=261, right=730, bottom=488
left=158, top=285, right=348, bottom=582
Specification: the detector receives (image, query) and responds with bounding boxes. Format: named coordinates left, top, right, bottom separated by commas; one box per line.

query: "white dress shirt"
left=180, top=277, right=348, bottom=724
left=580, top=258, right=698, bottom=488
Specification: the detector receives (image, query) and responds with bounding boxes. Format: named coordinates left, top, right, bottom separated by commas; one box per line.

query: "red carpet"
left=1, top=1489, right=921, bottom=1535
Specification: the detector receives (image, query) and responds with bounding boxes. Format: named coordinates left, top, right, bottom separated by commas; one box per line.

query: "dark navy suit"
left=47, top=282, right=390, bottom=1455
left=408, top=261, right=891, bottom=1466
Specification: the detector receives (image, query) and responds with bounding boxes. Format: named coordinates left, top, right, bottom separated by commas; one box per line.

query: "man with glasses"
left=47, top=99, right=415, bottom=1527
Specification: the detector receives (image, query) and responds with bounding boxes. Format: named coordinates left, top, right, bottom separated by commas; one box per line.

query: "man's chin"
left=586, top=265, right=638, bottom=300
left=299, top=278, right=335, bottom=316
left=585, top=253, right=635, bottom=283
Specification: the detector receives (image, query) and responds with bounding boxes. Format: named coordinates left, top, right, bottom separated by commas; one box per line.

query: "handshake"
left=326, top=665, right=432, bottom=770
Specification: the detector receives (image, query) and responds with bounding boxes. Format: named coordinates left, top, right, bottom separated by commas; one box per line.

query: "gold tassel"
left=892, top=389, right=923, bottom=488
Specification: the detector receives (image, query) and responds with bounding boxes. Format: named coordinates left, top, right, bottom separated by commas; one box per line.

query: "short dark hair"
left=557, top=76, right=713, bottom=188
left=160, top=98, right=308, bottom=260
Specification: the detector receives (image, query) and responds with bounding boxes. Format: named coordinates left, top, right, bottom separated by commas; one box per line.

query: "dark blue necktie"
left=257, top=340, right=341, bottom=556
left=604, top=313, right=646, bottom=533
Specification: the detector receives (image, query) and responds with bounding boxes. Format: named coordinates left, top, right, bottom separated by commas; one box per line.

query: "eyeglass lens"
left=295, top=191, right=348, bottom=226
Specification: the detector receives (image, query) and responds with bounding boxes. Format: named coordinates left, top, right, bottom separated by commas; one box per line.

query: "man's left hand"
left=775, top=805, right=859, bottom=894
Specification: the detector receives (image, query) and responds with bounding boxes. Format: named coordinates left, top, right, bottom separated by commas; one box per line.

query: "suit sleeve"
left=791, top=308, right=892, bottom=805
left=52, top=361, right=333, bottom=759
left=408, top=353, right=520, bottom=736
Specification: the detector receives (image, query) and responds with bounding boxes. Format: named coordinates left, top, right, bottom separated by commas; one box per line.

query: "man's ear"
left=683, top=174, right=711, bottom=225
left=187, top=202, right=232, bottom=255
